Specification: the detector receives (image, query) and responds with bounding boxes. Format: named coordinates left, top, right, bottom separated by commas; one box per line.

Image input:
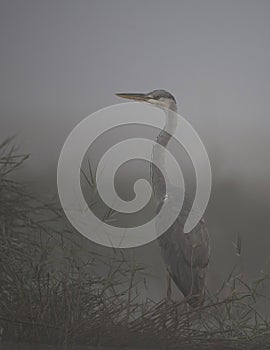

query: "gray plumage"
left=116, top=90, right=210, bottom=307
left=156, top=186, right=210, bottom=306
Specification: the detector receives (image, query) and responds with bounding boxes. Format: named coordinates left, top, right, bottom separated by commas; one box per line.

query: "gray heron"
left=116, top=90, right=210, bottom=306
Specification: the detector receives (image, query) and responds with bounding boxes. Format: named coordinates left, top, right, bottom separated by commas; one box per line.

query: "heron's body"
left=116, top=90, right=210, bottom=306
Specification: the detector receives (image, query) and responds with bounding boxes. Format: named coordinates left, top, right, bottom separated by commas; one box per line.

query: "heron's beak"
left=115, top=93, right=149, bottom=102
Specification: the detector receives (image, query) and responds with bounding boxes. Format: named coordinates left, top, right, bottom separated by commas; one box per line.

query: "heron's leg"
left=166, top=271, right=172, bottom=302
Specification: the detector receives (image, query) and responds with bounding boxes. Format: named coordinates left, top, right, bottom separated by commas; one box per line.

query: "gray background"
left=1, top=0, right=270, bottom=302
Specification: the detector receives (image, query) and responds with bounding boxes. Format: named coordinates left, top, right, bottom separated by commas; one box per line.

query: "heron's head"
left=116, top=89, right=177, bottom=111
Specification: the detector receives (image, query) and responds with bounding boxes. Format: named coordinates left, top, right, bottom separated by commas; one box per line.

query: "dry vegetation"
left=0, top=138, right=270, bottom=349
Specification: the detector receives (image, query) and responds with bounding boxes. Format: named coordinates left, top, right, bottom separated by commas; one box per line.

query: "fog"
left=1, top=0, right=270, bottom=302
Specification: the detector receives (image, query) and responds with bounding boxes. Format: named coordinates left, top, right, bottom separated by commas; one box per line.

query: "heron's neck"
left=151, top=103, right=178, bottom=198
left=156, top=107, right=177, bottom=147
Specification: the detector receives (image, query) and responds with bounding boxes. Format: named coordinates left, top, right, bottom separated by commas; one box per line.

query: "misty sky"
left=1, top=0, right=270, bottom=300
